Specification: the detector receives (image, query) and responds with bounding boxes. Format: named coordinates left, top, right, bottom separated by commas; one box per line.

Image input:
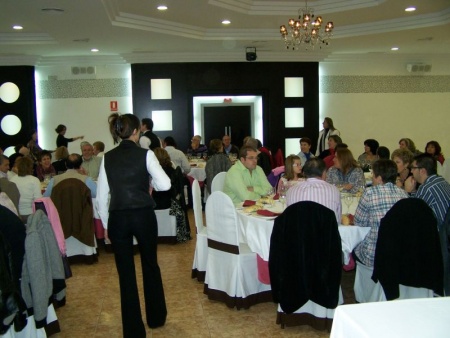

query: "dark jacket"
left=143, top=130, right=161, bottom=150
left=269, top=201, right=342, bottom=313
left=372, top=198, right=443, bottom=299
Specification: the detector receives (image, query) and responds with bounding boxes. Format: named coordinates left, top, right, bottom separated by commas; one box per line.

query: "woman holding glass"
left=97, top=113, right=171, bottom=337
left=326, top=148, right=365, bottom=194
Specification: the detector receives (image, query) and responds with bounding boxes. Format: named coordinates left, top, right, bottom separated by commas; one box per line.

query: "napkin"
left=257, top=209, right=281, bottom=217
left=243, top=200, right=256, bottom=207
left=273, top=194, right=279, bottom=200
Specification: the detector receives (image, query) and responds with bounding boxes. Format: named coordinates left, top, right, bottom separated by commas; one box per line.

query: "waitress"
left=96, top=113, right=170, bottom=337
left=55, top=124, right=84, bottom=148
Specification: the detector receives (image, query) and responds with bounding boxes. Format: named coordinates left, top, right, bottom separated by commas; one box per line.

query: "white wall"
left=319, top=58, right=450, bottom=157
left=35, top=65, right=132, bottom=154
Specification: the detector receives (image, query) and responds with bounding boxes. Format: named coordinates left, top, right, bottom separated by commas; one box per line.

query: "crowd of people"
left=1, top=115, right=449, bottom=337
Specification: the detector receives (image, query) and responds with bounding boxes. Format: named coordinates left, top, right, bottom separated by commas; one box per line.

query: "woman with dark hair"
left=96, top=113, right=171, bottom=337
left=26, top=129, right=42, bottom=162
left=35, top=150, right=56, bottom=181
left=152, top=147, right=190, bottom=243
left=205, top=139, right=231, bottom=194
left=55, top=124, right=84, bottom=148
left=326, top=148, right=365, bottom=194
left=315, top=117, right=340, bottom=156
left=358, top=139, right=379, bottom=170
left=425, top=140, right=445, bottom=165
left=10, top=156, right=42, bottom=222
left=319, top=134, right=343, bottom=169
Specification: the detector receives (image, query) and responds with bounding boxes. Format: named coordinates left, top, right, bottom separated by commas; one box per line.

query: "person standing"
left=97, top=113, right=170, bottom=337
left=315, top=117, right=340, bottom=156
left=55, top=124, right=84, bottom=148
left=139, top=118, right=161, bottom=150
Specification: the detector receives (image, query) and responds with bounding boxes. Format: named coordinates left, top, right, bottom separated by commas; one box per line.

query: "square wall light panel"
left=285, top=108, right=304, bottom=128
left=152, top=110, right=172, bottom=131
left=151, top=79, right=172, bottom=99
left=284, top=77, right=304, bottom=97
left=285, top=138, right=300, bottom=157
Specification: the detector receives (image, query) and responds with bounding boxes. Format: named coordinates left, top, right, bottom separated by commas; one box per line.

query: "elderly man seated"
left=223, top=145, right=272, bottom=204
left=44, top=153, right=97, bottom=198
left=80, top=142, right=102, bottom=180
left=187, top=135, right=207, bottom=156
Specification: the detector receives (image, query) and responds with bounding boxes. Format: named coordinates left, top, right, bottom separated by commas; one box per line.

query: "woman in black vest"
left=96, top=113, right=171, bottom=337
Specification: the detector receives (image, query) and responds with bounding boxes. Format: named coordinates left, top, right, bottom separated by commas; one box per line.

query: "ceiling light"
left=391, top=47, right=399, bottom=51
left=279, top=0, right=334, bottom=51
left=405, top=7, right=416, bottom=12
left=91, top=48, right=99, bottom=52
left=157, top=5, right=168, bottom=11
left=13, top=25, right=23, bottom=30
left=222, top=20, right=231, bottom=25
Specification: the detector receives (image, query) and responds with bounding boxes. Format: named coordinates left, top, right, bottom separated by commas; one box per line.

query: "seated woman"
left=399, top=138, right=421, bottom=156
left=35, top=150, right=56, bottom=181
left=152, top=147, right=189, bottom=242
left=9, top=156, right=42, bottom=222
left=326, top=148, right=365, bottom=194
left=425, top=140, right=445, bottom=165
left=358, top=139, right=379, bottom=171
left=277, top=154, right=305, bottom=193
left=391, top=148, right=414, bottom=189
left=205, top=139, right=231, bottom=194
left=52, top=146, right=69, bottom=174
left=319, top=135, right=342, bottom=169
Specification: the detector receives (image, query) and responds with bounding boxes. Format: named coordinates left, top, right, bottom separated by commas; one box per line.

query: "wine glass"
left=266, top=187, right=275, bottom=207
left=279, top=184, right=287, bottom=210
left=344, top=195, right=353, bottom=214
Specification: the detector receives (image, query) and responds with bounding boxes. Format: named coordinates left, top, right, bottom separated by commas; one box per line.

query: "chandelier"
left=280, top=1, right=334, bottom=50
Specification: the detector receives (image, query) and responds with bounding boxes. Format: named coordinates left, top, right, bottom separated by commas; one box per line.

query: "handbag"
left=62, top=255, right=72, bottom=279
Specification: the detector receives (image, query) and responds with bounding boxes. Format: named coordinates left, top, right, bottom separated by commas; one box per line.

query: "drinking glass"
left=344, top=195, right=353, bottom=214
left=279, top=184, right=288, bottom=210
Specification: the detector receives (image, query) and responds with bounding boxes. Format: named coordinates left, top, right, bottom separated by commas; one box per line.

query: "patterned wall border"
left=38, top=78, right=131, bottom=99
left=320, top=75, right=450, bottom=93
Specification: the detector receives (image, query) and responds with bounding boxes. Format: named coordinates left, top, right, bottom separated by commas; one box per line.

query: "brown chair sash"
left=208, top=238, right=239, bottom=255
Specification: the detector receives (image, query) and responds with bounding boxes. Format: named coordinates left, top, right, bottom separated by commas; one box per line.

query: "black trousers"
left=109, top=207, right=167, bottom=338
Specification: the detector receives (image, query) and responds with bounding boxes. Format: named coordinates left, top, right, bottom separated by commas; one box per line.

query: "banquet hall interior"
left=1, top=1, right=450, bottom=337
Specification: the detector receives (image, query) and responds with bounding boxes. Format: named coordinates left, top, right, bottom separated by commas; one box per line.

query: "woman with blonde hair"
left=326, top=148, right=365, bottom=194
left=277, top=155, right=304, bottom=193
left=391, top=148, right=414, bottom=189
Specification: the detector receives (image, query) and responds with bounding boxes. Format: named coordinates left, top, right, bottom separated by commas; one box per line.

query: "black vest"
left=104, top=140, right=152, bottom=211
left=143, top=130, right=161, bottom=150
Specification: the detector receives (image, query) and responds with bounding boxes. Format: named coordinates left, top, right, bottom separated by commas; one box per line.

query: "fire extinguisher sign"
left=110, top=101, right=118, bottom=111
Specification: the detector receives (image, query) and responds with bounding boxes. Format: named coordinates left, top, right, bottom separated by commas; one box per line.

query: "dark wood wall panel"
left=131, top=62, right=319, bottom=154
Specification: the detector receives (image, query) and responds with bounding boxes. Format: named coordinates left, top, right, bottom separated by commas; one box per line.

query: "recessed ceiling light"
left=391, top=47, right=399, bottom=51
left=91, top=48, right=99, bottom=52
left=13, top=25, right=23, bottom=30
left=405, top=7, right=416, bottom=12
left=222, top=20, right=231, bottom=25
left=157, top=5, right=168, bottom=11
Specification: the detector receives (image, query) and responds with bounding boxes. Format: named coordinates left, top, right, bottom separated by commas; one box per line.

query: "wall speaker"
left=246, top=47, right=257, bottom=62
left=71, top=66, right=97, bottom=76
left=406, top=64, right=432, bottom=73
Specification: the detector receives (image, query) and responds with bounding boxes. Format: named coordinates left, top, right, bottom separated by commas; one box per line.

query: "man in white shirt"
left=163, top=136, right=191, bottom=174
left=139, top=118, right=161, bottom=150
left=286, top=157, right=341, bottom=222
left=93, top=141, right=105, bottom=157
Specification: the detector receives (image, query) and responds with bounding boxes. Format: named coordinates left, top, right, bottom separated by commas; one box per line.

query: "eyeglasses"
left=245, top=156, right=258, bottom=160
left=292, top=163, right=301, bottom=167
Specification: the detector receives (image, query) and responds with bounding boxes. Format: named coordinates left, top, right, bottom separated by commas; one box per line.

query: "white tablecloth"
left=188, top=165, right=206, bottom=182
left=237, top=200, right=369, bottom=263
left=330, top=297, right=450, bottom=338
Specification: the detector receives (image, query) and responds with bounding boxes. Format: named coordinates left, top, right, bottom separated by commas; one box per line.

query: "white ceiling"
left=0, top=0, right=449, bottom=66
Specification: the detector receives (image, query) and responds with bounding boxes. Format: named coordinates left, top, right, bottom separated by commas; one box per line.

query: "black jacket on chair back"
left=105, top=140, right=153, bottom=211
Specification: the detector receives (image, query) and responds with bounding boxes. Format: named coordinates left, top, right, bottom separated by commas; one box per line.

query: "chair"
left=211, top=171, right=227, bottom=193
left=355, top=198, right=443, bottom=302
left=155, top=208, right=177, bottom=244
left=269, top=201, right=342, bottom=331
left=440, top=206, right=450, bottom=296
left=50, top=178, right=97, bottom=264
left=203, top=191, right=272, bottom=309
left=191, top=179, right=208, bottom=282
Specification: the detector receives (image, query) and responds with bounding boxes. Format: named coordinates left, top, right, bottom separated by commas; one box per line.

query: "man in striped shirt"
left=405, top=153, right=450, bottom=227
left=286, top=157, right=341, bottom=222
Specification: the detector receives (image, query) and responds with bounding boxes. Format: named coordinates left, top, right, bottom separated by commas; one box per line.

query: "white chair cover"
left=65, top=236, right=97, bottom=257
left=155, top=208, right=177, bottom=243
left=211, top=172, right=227, bottom=193
left=204, top=191, right=272, bottom=309
left=191, top=179, right=208, bottom=281
left=354, top=261, right=433, bottom=303
left=441, top=160, right=450, bottom=183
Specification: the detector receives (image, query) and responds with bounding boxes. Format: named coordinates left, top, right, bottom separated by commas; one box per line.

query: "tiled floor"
left=52, top=211, right=355, bottom=337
